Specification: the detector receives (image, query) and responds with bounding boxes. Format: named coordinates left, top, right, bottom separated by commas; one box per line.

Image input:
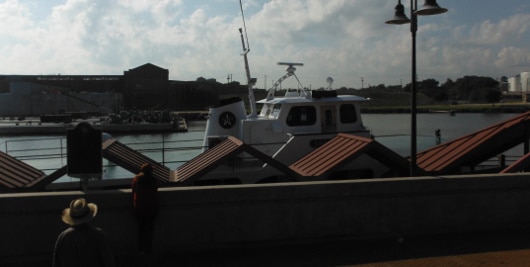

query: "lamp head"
left=415, top=0, right=448, bottom=16
left=385, top=0, right=411, bottom=25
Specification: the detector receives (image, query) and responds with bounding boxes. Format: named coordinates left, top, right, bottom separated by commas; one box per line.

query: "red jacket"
left=132, top=172, right=158, bottom=217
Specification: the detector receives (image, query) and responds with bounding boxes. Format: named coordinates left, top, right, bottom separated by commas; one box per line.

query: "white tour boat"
left=194, top=27, right=384, bottom=184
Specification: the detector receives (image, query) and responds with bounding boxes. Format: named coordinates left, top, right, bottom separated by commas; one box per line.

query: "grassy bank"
left=354, top=90, right=530, bottom=113
left=361, top=103, right=530, bottom=114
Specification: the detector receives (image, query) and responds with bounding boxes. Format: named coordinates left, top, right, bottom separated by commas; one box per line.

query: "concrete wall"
left=2, top=173, right=530, bottom=264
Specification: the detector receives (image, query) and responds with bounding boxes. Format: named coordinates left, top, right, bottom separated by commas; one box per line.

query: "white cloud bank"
left=0, top=0, right=528, bottom=89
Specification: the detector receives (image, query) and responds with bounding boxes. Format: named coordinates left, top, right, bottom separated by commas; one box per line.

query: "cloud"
left=495, top=46, right=530, bottom=69
left=443, top=13, right=530, bottom=77
left=0, top=0, right=34, bottom=40
left=0, top=0, right=528, bottom=88
left=463, top=14, right=530, bottom=45
left=379, top=11, right=530, bottom=83
left=243, top=1, right=400, bottom=87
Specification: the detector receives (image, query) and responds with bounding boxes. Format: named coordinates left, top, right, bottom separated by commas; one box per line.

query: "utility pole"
left=361, top=77, right=364, bottom=89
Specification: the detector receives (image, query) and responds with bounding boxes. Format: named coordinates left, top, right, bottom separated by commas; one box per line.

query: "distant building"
left=0, top=82, right=122, bottom=117
left=508, top=72, right=530, bottom=93
left=0, top=62, right=248, bottom=117
left=0, top=63, right=170, bottom=116
left=123, top=63, right=170, bottom=109
left=507, top=72, right=530, bottom=103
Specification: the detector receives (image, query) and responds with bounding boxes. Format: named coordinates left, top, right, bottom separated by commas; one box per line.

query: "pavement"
left=350, top=249, right=530, bottom=266
left=114, top=229, right=530, bottom=267
left=8, top=229, right=530, bottom=266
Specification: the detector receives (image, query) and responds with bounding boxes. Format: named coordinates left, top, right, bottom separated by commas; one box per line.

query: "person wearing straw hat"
left=53, top=198, right=115, bottom=267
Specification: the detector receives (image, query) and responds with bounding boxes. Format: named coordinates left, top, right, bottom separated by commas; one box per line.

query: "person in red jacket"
left=132, top=163, right=158, bottom=254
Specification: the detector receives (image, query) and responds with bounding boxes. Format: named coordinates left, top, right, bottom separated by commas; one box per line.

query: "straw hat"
left=61, top=198, right=98, bottom=226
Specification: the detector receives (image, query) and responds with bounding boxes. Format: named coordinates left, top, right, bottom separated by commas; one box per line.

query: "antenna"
left=239, top=0, right=250, bottom=51
left=266, top=62, right=306, bottom=100
left=277, top=62, right=304, bottom=75
left=277, top=62, right=304, bottom=66
left=326, top=77, right=334, bottom=90
left=239, top=0, right=257, bottom=118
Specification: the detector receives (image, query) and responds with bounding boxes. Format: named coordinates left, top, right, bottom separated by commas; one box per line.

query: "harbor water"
left=0, top=113, right=523, bottom=182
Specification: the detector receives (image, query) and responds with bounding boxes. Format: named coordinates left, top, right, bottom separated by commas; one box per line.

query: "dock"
left=0, top=118, right=187, bottom=135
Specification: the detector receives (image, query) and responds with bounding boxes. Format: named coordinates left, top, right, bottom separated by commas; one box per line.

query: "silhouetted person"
left=53, top=198, right=115, bottom=267
left=132, top=163, right=158, bottom=254
left=435, top=128, right=442, bottom=145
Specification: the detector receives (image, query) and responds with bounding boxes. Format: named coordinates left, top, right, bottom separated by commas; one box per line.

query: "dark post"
left=67, top=122, right=102, bottom=189
left=410, top=0, right=418, bottom=176
left=386, top=0, right=447, bottom=176
left=498, top=154, right=506, bottom=168
left=435, top=129, right=441, bottom=145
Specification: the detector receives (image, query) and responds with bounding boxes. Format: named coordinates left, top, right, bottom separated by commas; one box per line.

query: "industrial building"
left=508, top=72, right=530, bottom=93
left=506, top=72, right=530, bottom=103
left=0, top=63, right=169, bottom=117
left=0, top=63, right=246, bottom=117
left=0, top=82, right=122, bottom=117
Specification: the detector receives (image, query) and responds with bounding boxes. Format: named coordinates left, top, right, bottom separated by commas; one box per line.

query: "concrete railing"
left=2, top=173, right=530, bottom=264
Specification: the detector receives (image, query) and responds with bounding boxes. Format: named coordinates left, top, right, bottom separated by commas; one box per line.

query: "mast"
left=239, top=1, right=257, bottom=118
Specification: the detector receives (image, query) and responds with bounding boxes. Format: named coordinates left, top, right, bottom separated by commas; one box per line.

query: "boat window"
left=260, top=104, right=281, bottom=118
left=272, top=105, right=281, bottom=118
left=324, top=109, right=333, bottom=126
left=286, top=106, right=316, bottom=126
left=260, top=104, right=272, bottom=116
left=340, top=104, right=357, bottom=123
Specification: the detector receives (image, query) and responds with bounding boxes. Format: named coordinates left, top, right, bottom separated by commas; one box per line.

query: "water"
left=0, top=113, right=522, bottom=182
left=364, top=113, right=516, bottom=139
left=363, top=112, right=521, bottom=155
left=0, top=121, right=207, bottom=182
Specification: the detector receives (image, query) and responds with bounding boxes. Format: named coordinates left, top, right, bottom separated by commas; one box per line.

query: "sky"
left=0, top=0, right=529, bottom=90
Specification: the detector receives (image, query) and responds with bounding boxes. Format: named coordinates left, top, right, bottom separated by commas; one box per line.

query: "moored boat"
left=192, top=26, right=386, bottom=184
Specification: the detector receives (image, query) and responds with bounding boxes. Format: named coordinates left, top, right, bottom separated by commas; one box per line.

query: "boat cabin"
left=203, top=89, right=370, bottom=157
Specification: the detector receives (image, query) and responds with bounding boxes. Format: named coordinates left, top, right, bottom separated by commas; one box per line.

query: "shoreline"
left=0, top=121, right=187, bottom=136
left=361, top=105, right=530, bottom=114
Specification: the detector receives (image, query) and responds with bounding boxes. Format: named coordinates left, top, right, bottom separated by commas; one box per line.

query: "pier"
left=0, top=117, right=188, bottom=135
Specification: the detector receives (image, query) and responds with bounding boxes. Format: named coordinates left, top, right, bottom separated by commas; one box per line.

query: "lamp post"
left=386, top=0, right=447, bottom=176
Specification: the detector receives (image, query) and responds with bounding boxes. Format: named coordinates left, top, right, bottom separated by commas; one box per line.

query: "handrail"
left=3, top=135, right=520, bottom=180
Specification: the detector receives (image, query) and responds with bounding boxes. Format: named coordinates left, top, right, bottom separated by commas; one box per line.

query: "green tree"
left=418, top=78, right=441, bottom=100
left=486, top=89, right=502, bottom=106
left=441, top=78, right=456, bottom=103
left=454, top=76, right=499, bottom=102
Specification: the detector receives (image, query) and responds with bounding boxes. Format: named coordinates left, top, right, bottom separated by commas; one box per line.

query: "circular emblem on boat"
left=219, top=112, right=236, bottom=129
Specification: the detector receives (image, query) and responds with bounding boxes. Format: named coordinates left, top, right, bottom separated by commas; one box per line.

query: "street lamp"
left=386, top=0, right=447, bottom=176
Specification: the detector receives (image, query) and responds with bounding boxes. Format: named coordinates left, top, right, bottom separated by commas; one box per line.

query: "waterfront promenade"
left=129, top=230, right=530, bottom=267
left=11, top=229, right=530, bottom=266
left=4, top=173, right=530, bottom=267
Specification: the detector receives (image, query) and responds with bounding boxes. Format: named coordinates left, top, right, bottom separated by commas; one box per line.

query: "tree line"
left=335, top=76, right=504, bottom=106
left=172, top=75, right=504, bottom=110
